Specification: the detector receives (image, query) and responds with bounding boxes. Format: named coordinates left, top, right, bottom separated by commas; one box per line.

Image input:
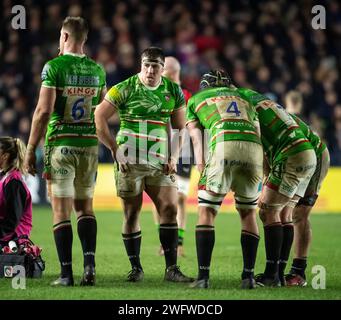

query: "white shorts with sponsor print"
left=199, top=140, right=263, bottom=209
left=266, top=149, right=317, bottom=199
left=47, top=145, right=98, bottom=199
left=114, top=163, right=178, bottom=198
left=304, top=148, right=330, bottom=196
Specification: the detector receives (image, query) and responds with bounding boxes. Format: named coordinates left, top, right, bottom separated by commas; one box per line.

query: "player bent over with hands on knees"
left=244, top=90, right=317, bottom=287
left=24, top=17, right=106, bottom=287
left=94, top=47, right=193, bottom=283
left=186, top=70, right=264, bottom=289
left=279, top=91, right=330, bottom=287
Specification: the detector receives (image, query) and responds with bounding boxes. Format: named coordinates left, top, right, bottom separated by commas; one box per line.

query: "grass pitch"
left=1, top=207, right=341, bottom=300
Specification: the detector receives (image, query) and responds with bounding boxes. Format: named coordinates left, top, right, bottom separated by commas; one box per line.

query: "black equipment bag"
left=0, top=237, right=45, bottom=278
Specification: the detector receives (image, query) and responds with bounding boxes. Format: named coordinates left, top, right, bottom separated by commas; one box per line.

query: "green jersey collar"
left=63, top=52, right=86, bottom=58
left=137, top=73, right=163, bottom=91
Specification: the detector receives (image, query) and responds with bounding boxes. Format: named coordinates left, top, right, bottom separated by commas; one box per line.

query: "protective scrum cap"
left=200, top=69, right=232, bottom=89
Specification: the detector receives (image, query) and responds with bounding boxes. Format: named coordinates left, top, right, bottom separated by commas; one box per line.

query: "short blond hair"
left=62, top=16, right=88, bottom=42
left=285, top=90, right=303, bottom=106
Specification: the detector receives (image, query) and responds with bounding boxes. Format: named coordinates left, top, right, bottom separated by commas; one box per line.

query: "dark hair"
left=62, top=16, right=88, bottom=42
left=200, top=69, right=233, bottom=89
left=141, top=47, right=165, bottom=64
left=0, top=137, right=27, bottom=174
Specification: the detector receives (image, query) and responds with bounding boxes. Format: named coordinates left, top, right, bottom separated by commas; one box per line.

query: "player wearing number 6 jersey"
left=187, top=70, right=263, bottom=289
left=24, top=17, right=106, bottom=287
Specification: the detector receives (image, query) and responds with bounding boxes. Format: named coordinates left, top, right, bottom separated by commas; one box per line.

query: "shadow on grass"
left=20, top=273, right=257, bottom=290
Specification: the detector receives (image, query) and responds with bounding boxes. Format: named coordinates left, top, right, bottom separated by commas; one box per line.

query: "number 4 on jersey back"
left=226, top=101, right=241, bottom=116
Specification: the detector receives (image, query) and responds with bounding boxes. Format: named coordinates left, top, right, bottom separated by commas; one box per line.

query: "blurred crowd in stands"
left=1, top=0, right=340, bottom=164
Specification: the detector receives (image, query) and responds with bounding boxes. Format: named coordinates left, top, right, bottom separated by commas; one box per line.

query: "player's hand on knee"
left=119, top=162, right=130, bottom=173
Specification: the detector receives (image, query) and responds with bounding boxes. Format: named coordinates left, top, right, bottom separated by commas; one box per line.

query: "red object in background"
left=194, top=35, right=223, bottom=53
left=24, top=244, right=42, bottom=257
left=182, top=88, right=192, bottom=104
left=182, top=76, right=200, bottom=96
left=2, top=246, right=12, bottom=254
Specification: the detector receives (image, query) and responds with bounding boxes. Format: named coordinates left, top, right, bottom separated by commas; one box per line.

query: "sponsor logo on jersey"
left=66, top=75, right=100, bottom=86
left=107, top=87, right=121, bottom=102
left=53, top=168, right=68, bottom=175
left=64, top=86, right=98, bottom=97
left=209, top=96, right=228, bottom=103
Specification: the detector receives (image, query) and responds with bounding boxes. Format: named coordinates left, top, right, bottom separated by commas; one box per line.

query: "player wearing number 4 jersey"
left=24, top=17, right=106, bottom=287
left=187, top=70, right=263, bottom=289
left=239, top=89, right=317, bottom=287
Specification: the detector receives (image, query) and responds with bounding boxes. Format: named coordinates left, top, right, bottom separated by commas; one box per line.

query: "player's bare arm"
left=94, top=99, right=118, bottom=152
left=165, top=106, right=186, bottom=174
left=100, top=87, right=107, bottom=102
left=94, top=99, right=129, bottom=172
left=186, top=120, right=205, bottom=174
left=24, top=86, right=55, bottom=176
left=164, top=121, right=175, bottom=175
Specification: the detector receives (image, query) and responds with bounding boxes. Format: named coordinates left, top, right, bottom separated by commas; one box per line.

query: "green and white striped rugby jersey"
left=105, top=74, right=185, bottom=164
left=41, top=53, right=106, bottom=147
left=290, top=114, right=327, bottom=157
left=186, top=86, right=261, bottom=151
left=238, top=88, right=313, bottom=163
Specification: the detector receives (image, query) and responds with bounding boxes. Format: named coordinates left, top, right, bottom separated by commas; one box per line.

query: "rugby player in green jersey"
left=283, top=91, right=330, bottom=286
left=237, top=89, right=317, bottom=287
left=95, top=47, right=193, bottom=283
left=24, top=17, right=106, bottom=286
left=186, top=70, right=264, bottom=289
left=152, top=56, right=193, bottom=258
